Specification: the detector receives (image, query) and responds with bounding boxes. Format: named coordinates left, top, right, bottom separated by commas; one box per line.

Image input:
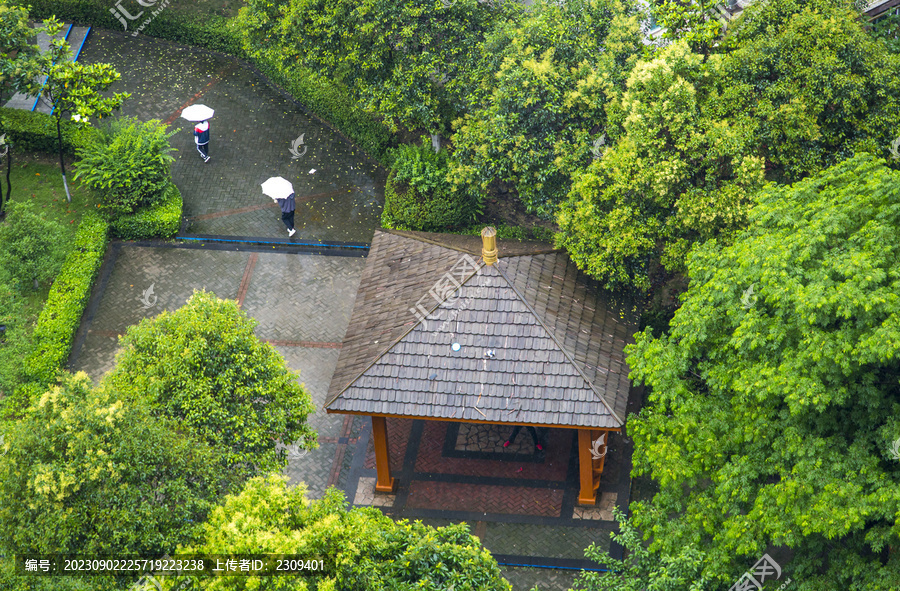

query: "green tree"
left=572, top=507, right=712, bottom=591
left=102, top=290, right=317, bottom=481
left=0, top=200, right=67, bottom=289
left=625, top=153, right=900, bottom=589
left=556, top=40, right=763, bottom=290
left=0, top=0, right=43, bottom=104
left=14, top=17, right=129, bottom=202
left=647, top=0, right=725, bottom=53
left=73, top=116, right=177, bottom=217
left=720, top=0, right=900, bottom=181
left=0, top=372, right=235, bottom=559
left=556, top=0, right=900, bottom=290
left=183, top=474, right=512, bottom=590
left=0, top=0, right=44, bottom=214
left=255, top=0, right=507, bottom=145
left=449, top=0, right=646, bottom=217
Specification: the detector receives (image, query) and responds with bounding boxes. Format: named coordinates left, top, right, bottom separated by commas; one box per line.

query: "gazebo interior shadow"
left=347, top=418, right=629, bottom=523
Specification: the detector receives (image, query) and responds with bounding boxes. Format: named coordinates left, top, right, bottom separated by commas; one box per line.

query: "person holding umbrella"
left=279, top=191, right=296, bottom=237
left=261, top=176, right=297, bottom=237
left=194, top=120, right=210, bottom=162
left=181, top=104, right=214, bottom=163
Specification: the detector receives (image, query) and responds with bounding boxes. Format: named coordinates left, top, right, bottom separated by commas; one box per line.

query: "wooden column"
left=371, top=416, right=396, bottom=493
left=577, top=428, right=596, bottom=506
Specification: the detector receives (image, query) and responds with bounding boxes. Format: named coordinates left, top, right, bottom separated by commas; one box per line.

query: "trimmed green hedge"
left=382, top=148, right=481, bottom=232
left=15, top=0, right=396, bottom=165
left=109, top=182, right=182, bottom=240
left=0, top=107, right=100, bottom=155
left=460, top=223, right=555, bottom=243
left=23, top=212, right=109, bottom=387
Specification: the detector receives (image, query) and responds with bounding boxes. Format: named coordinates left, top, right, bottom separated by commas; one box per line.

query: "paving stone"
left=483, top=522, right=610, bottom=560
left=283, top=440, right=338, bottom=500
left=241, top=254, right=366, bottom=343
left=88, top=246, right=250, bottom=334
left=72, top=331, right=121, bottom=383
left=500, top=566, right=579, bottom=591
left=406, top=481, right=565, bottom=517
left=572, top=493, right=617, bottom=521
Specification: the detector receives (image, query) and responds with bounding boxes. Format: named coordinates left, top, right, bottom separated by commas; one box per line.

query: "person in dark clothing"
left=193, top=120, right=210, bottom=162
left=278, top=192, right=296, bottom=237
left=504, top=425, right=543, bottom=451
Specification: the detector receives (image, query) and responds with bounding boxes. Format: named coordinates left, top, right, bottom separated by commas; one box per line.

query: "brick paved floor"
left=69, top=244, right=366, bottom=502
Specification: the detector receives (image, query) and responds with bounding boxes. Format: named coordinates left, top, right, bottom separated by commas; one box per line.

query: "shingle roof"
left=325, top=230, right=640, bottom=428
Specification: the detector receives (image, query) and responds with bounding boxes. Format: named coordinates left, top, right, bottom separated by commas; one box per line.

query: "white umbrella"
left=181, top=104, right=215, bottom=122
left=261, top=176, right=294, bottom=201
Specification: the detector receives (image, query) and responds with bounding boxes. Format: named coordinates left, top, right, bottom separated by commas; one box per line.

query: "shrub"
left=0, top=278, right=30, bottom=398
left=0, top=200, right=67, bottom=289
left=0, top=106, right=99, bottom=155
left=109, top=182, right=182, bottom=240
left=102, top=290, right=317, bottom=480
left=0, top=373, right=236, bottom=565
left=24, top=212, right=108, bottom=387
left=187, top=474, right=513, bottom=591
left=382, top=143, right=482, bottom=232
left=73, top=117, right=176, bottom=216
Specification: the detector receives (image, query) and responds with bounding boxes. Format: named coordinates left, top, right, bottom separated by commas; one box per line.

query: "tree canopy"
left=184, top=474, right=513, bottom=591
left=0, top=372, right=234, bottom=559
left=624, top=153, right=900, bottom=589
left=102, top=290, right=317, bottom=482
left=246, top=0, right=508, bottom=140
left=556, top=0, right=900, bottom=290
left=449, top=0, right=646, bottom=217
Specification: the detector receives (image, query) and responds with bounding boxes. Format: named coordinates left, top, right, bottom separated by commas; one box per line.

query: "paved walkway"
left=63, top=29, right=626, bottom=590
left=3, top=23, right=91, bottom=113
left=79, top=29, right=386, bottom=242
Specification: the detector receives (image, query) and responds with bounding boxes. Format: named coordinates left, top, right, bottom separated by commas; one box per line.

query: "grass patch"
left=0, top=152, right=101, bottom=399
left=4, top=152, right=100, bottom=230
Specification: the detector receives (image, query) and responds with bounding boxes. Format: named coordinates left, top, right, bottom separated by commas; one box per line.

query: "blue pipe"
left=495, top=560, right=610, bottom=572
left=175, top=235, right=369, bottom=249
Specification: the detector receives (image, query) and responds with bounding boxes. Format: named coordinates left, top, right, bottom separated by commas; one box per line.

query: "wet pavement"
left=78, top=29, right=385, bottom=242
left=66, top=28, right=619, bottom=590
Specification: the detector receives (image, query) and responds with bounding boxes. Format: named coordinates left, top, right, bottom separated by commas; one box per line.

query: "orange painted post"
left=371, top=416, right=396, bottom=493
left=577, top=428, right=596, bottom=506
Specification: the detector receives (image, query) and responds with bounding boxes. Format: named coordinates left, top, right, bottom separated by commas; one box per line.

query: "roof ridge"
left=382, top=228, right=559, bottom=258
left=326, top=251, right=486, bottom=408
left=494, top=262, right=625, bottom=427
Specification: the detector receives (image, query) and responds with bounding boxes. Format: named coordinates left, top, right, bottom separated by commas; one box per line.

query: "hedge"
left=382, top=168, right=481, bottom=232
left=460, top=223, right=556, bottom=243
left=109, top=182, right=182, bottom=240
left=0, top=107, right=100, bottom=155
left=15, top=0, right=396, bottom=165
left=23, top=212, right=109, bottom=387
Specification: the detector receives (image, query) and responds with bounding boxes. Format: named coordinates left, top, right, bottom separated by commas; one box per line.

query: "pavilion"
left=325, top=227, right=639, bottom=505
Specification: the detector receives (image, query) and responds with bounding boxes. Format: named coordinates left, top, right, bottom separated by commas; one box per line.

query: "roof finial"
left=481, top=226, right=498, bottom=265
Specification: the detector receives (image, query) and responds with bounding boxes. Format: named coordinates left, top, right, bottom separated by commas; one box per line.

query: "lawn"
left=0, top=151, right=100, bottom=399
